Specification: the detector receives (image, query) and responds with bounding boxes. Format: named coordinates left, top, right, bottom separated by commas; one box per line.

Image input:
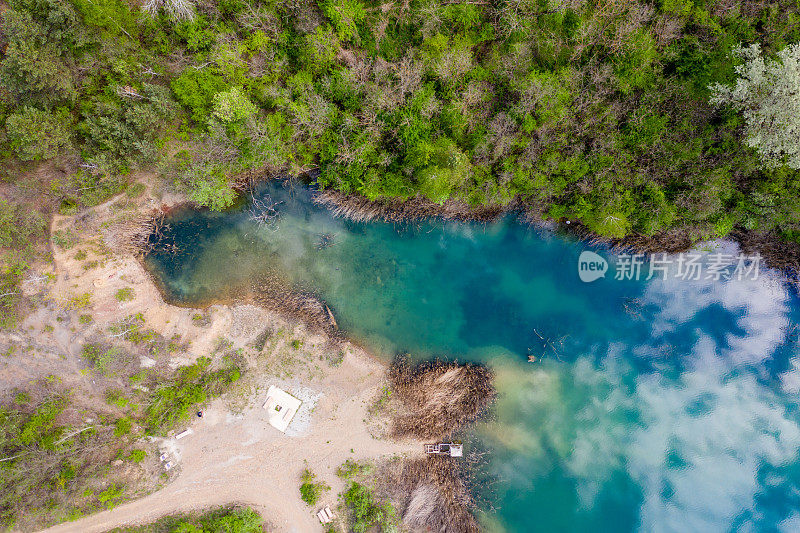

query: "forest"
left=2, top=0, right=800, bottom=252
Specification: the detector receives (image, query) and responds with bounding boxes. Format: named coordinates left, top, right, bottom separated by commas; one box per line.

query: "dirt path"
left=40, top=349, right=421, bottom=533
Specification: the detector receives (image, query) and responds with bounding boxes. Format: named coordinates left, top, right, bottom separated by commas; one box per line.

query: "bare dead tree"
left=315, top=233, right=336, bottom=250
left=248, top=194, right=283, bottom=227
left=529, top=328, right=569, bottom=362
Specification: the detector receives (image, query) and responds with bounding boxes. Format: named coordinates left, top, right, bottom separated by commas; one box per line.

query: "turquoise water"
left=146, top=181, right=800, bottom=532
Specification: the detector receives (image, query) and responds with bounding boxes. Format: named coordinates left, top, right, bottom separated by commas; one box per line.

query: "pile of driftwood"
left=313, top=190, right=505, bottom=224
left=533, top=214, right=694, bottom=254
left=388, top=357, right=495, bottom=442
left=377, top=357, right=497, bottom=533
left=104, top=210, right=168, bottom=256
left=545, top=216, right=800, bottom=284
left=250, top=273, right=338, bottom=334
left=378, top=456, right=482, bottom=533
left=734, top=228, right=800, bottom=283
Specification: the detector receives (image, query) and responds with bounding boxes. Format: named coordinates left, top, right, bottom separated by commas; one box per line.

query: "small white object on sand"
left=175, top=428, right=194, bottom=440
left=263, top=385, right=301, bottom=433
left=317, top=506, right=336, bottom=524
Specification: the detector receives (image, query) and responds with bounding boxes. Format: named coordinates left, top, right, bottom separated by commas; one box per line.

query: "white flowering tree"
left=143, top=0, right=195, bottom=21
left=710, top=43, right=800, bottom=169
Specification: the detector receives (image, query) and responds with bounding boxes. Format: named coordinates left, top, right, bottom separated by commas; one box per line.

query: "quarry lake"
left=145, top=180, right=800, bottom=532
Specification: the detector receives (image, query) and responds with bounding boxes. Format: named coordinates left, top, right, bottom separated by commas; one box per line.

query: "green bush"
left=127, top=449, right=146, bottom=463
left=115, top=287, right=135, bottom=302
left=320, top=0, right=365, bottom=41
left=111, top=506, right=264, bottom=532
left=299, top=468, right=329, bottom=505
left=114, top=417, right=132, bottom=436
left=79, top=84, right=175, bottom=173
left=143, top=357, right=242, bottom=434
left=342, top=482, right=397, bottom=533
left=185, top=164, right=237, bottom=211
left=0, top=12, right=76, bottom=104
left=211, top=87, right=258, bottom=124
left=171, top=69, right=229, bottom=124
left=5, top=106, right=71, bottom=160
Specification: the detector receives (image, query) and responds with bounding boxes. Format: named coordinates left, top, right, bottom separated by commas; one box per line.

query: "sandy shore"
left=40, top=349, right=420, bottom=533
left=3, top=185, right=423, bottom=532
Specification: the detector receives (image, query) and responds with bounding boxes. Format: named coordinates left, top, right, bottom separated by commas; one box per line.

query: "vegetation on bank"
left=336, top=459, right=398, bottom=533
left=0, top=386, right=133, bottom=530
left=1, top=0, right=800, bottom=251
left=0, top=350, right=244, bottom=530
left=109, top=506, right=265, bottom=532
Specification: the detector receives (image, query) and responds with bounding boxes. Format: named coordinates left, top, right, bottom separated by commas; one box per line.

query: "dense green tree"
left=211, top=87, right=258, bottom=124
left=185, top=164, right=237, bottom=211
left=5, top=107, right=71, bottom=161
left=2, top=0, right=800, bottom=244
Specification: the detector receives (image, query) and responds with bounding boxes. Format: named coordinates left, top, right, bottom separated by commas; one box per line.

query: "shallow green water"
left=146, top=181, right=800, bottom=532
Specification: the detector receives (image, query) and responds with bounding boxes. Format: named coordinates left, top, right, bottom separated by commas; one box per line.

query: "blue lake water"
left=145, top=181, right=800, bottom=532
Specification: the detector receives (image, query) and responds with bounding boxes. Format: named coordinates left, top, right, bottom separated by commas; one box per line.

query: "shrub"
left=342, top=482, right=397, bottom=533
left=5, top=106, right=71, bottom=160
left=299, top=468, right=329, bottom=505
left=173, top=15, right=216, bottom=52
left=115, top=287, right=134, bottom=302
left=171, top=69, right=228, bottom=124
left=143, top=358, right=242, bottom=434
left=79, top=84, right=175, bottom=173
left=319, top=0, right=365, bottom=41
left=114, top=417, right=132, bottom=436
left=127, top=449, right=146, bottom=463
left=0, top=12, right=76, bottom=105
left=185, top=164, right=236, bottom=211
left=336, top=459, right=371, bottom=479
left=65, top=292, right=91, bottom=309
left=117, top=507, right=264, bottom=532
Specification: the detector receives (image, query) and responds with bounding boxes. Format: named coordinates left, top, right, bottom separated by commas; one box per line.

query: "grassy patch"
left=342, top=482, right=397, bottom=533
left=115, top=287, right=135, bottom=302
left=143, top=356, right=242, bottom=435
left=110, top=506, right=264, bottom=532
